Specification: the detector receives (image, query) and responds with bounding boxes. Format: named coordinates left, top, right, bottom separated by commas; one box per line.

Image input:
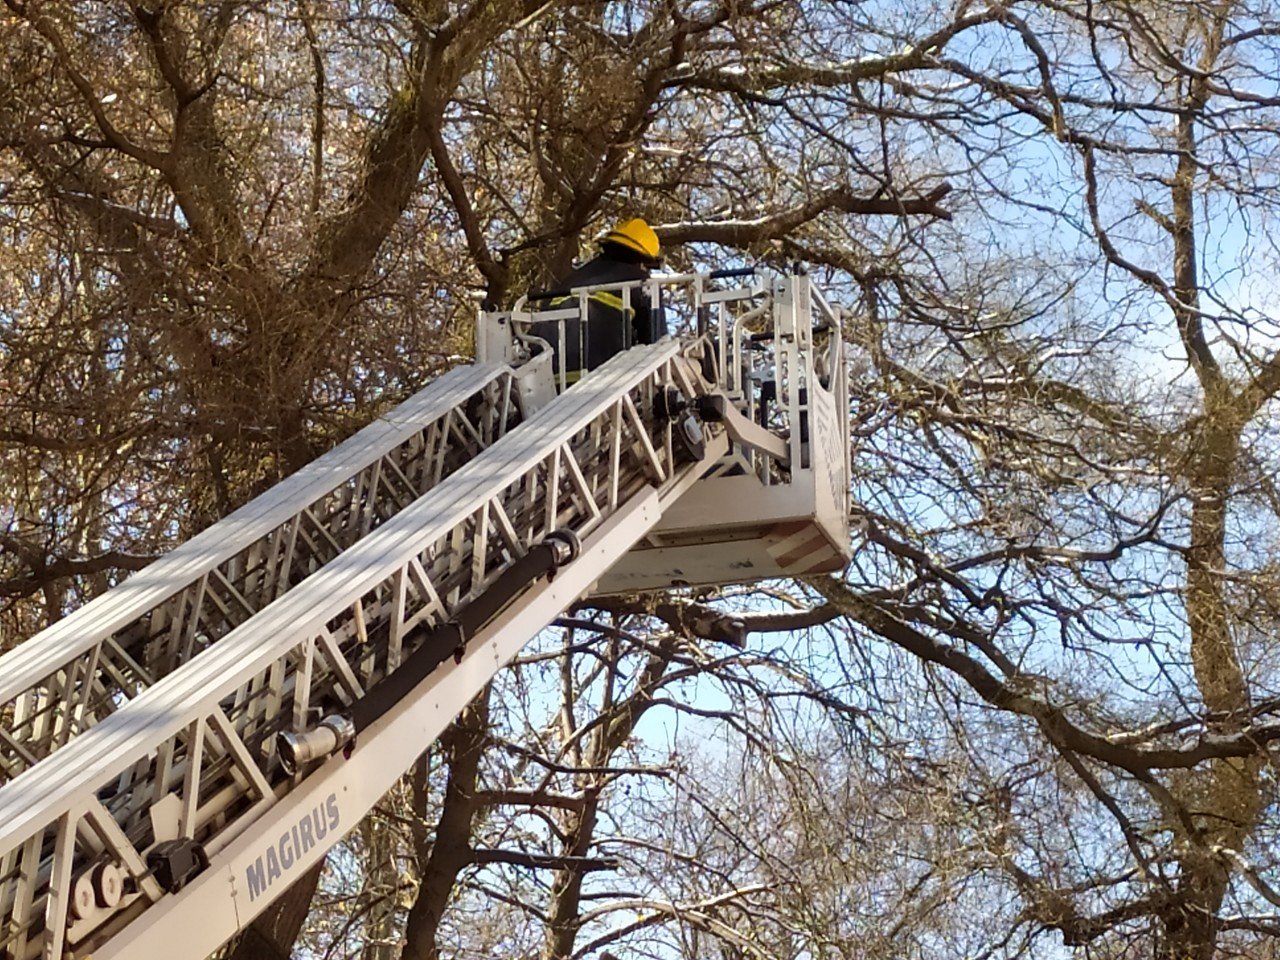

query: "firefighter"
left=531, top=218, right=665, bottom=384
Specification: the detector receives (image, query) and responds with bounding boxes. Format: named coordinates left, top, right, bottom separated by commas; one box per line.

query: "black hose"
left=350, top=536, right=575, bottom=733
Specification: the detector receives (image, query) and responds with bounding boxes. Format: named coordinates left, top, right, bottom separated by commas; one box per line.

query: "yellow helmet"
left=601, top=218, right=660, bottom=261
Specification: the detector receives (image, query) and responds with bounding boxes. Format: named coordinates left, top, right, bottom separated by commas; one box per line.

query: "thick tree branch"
left=306, top=0, right=545, bottom=292
left=659, top=184, right=953, bottom=247
left=470, top=848, right=616, bottom=873
left=400, top=691, right=491, bottom=960
left=593, top=596, right=839, bottom=647
left=476, top=789, right=588, bottom=811
left=8, top=4, right=167, bottom=169
left=0, top=548, right=157, bottom=601
left=808, top=576, right=1280, bottom=773
left=676, top=8, right=1004, bottom=90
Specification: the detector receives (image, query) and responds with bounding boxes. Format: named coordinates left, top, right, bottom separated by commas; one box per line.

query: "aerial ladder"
left=0, top=268, right=850, bottom=960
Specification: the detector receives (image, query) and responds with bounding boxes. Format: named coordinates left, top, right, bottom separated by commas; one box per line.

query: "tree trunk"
left=1162, top=32, right=1263, bottom=951
left=216, top=861, right=325, bottom=960
left=399, top=689, right=491, bottom=960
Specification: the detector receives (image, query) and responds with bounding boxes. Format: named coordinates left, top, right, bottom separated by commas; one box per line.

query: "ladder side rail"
left=0, top=343, right=722, bottom=960
left=0, top=362, right=510, bottom=688
left=0, top=343, right=711, bottom=957
left=97, top=491, right=678, bottom=960
left=0, top=345, right=679, bottom=836
left=0, top=364, right=522, bottom=784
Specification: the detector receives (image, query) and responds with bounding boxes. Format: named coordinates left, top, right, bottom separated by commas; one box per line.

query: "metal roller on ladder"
left=0, top=267, right=850, bottom=960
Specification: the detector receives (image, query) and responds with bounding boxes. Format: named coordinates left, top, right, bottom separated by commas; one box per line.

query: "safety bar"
left=509, top=271, right=764, bottom=394
left=483, top=266, right=838, bottom=484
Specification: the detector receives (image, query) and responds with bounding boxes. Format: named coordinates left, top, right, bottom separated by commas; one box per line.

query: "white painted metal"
left=490, top=269, right=851, bottom=591
left=0, top=341, right=726, bottom=960
left=0, top=266, right=852, bottom=960
left=0, top=364, right=524, bottom=784
left=596, top=274, right=851, bottom=591
left=92, top=493, right=665, bottom=960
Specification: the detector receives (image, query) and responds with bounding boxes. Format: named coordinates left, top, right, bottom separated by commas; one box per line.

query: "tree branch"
left=470, top=848, right=616, bottom=873
left=0, top=548, right=157, bottom=601
left=808, top=576, right=1280, bottom=772
left=660, top=184, right=952, bottom=247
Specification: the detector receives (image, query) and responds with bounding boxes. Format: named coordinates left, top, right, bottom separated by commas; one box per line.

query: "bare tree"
left=10, top=1, right=1280, bottom=958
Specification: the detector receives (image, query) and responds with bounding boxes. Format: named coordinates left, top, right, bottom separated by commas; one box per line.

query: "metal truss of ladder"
left=0, top=364, right=524, bottom=786
left=0, top=342, right=728, bottom=960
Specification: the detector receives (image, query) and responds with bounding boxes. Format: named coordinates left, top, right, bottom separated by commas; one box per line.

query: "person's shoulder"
left=559, top=254, right=648, bottom=289
left=592, top=257, right=649, bottom=283
left=561, top=258, right=597, bottom=282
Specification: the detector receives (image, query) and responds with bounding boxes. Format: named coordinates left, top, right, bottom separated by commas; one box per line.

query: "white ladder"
left=0, top=364, right=524, bottom=784
left=0, top=342, right=727, bottom=960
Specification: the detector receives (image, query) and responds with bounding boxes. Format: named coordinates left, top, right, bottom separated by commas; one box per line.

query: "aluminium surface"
left=593, top=471, right=851, bottom=593
left=0, top=362, right=510, bottom=700
left=0, top=363, right=516, bottom=782
left=0, top=340, right=722, bottom=958
left=91, top=493, right=667, bottom=960
left=1, top=268, right=854, bottom=957
left=0, top=340, right=689, bottom=847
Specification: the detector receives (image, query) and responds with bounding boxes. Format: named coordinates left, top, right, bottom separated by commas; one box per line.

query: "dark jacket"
left=530, top=246, right=665, bottom=377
